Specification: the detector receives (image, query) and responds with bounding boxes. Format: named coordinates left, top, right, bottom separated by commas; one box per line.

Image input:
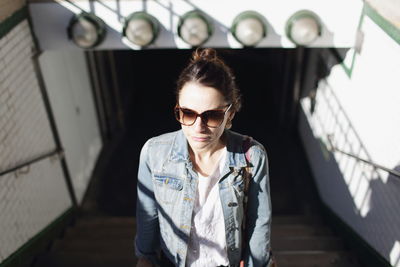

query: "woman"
left=135, top=48, right=272, bottom=267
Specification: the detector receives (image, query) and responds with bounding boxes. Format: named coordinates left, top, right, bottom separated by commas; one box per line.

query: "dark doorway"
left=87, top=49, right=310, bottom=216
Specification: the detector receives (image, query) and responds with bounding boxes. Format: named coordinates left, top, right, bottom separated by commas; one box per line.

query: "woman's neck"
left=189, top=134, right=227, bottom=176
left=190, top=140, right=224, bottom=161
left=190, top=131, right=227, bottom=160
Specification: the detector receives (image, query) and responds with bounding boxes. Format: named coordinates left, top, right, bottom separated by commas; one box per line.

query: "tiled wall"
left=0, top=17, right=72, bottom=263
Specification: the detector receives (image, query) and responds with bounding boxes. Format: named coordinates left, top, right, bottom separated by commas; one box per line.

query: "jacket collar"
left=169, top=129, right=248, bottom=168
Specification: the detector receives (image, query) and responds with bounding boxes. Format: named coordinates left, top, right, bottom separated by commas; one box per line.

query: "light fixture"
left=178, top=10, right=213, bottom=47
left=231, top=11, right=267, bottom=47
left=123, top=12, right=160, bottom=47
left=67, top=13, right=106, bottom=49
left=285, top=10, right=322, bottom=46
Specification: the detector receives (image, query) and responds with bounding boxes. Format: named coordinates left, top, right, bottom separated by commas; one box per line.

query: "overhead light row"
left=67, top=10, right=322, bottom=49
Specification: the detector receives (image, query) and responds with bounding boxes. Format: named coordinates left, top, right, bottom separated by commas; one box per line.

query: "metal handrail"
left=326, top=134, right=400, bottom=179
left=0, top=149, right=63, bottom=177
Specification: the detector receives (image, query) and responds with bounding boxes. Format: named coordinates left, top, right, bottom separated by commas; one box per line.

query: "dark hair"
left=176, top=48, right=242, bottom=114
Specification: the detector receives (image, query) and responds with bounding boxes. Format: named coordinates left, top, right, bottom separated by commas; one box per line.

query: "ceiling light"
left=286, top=10, right=322, bottom=46
left=231, top=11, right=267, bottom=47
left=123, top=12, right=159, bottom=47
left=178, top=11, right=213, bottom=47
left=67, top=13, right=106, bottom=49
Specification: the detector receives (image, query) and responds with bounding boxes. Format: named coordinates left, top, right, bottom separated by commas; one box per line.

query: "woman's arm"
left=243, top=145, right=272, bottom=267
left=135, top=140, right=160, bottom=265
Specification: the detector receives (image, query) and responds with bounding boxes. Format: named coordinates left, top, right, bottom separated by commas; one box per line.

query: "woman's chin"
left=189, top=140, right=208, bottom=149
left=187, top=138, right=212, bottom=150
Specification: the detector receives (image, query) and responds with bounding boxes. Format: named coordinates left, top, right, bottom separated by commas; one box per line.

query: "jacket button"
left=228, top=202, right=238, bottom=207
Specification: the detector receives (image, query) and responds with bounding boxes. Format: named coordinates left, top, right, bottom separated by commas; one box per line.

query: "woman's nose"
left=193, top=115, right=207, bottom=131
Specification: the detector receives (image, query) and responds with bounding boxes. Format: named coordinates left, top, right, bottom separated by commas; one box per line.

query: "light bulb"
left=124, top=12, right=159, bottom=47
left=178, top=11, right=212, bottom=46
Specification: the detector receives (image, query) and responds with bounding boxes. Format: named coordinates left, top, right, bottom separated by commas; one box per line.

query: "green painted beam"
left=0, top=6, right=28, bottom=40
left=365, top=3, right=400, bottom=45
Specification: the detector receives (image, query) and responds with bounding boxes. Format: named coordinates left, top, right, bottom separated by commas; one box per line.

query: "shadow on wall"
left=367, top=165, right=400, bottom=266
left=299, top=48, right=400, bottom=266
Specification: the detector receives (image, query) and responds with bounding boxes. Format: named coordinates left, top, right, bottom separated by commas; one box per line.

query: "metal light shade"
left=232, top=11, right=267, bottom=47
left=178, top=11, right=212, bottom=46
left=68, top=13, right=106, bottom=49
left=123, top=12, right=159, bottom=47
left=286, top=10, right=322, bottom=46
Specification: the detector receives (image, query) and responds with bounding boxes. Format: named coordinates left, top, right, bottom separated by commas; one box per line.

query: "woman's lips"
left=192, top=136, right=209, bottom=142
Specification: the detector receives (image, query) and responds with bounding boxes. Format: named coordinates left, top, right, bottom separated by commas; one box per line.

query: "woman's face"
left=178, top=81, right=233, bottom=152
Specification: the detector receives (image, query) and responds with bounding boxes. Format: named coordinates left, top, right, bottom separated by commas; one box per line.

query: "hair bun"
left=192, top=48, right=218, bottom=62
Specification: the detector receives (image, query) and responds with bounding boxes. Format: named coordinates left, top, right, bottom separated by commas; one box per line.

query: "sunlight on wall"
left=391, top=241, right=400, bottom=267
left=300, top=10, right=400, bottom=264
left=301, top=85, right=373, bottom=217
left=329, top=16, right=400, bottom=184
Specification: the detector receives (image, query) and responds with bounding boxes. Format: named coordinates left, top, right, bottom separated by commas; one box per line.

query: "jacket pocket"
left=153, top=174, right=184, bottom=191
left=153, top=173, right=184, bottom=207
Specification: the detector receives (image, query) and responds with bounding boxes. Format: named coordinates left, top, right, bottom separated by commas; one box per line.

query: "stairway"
left=31, top=129, right=362, bottom=267
left=32, top=214, right=360, bottom=267
left=271, top=216, right=360, bottom=267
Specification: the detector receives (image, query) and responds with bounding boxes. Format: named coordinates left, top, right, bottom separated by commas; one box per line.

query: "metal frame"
left=327, top=134, right=400, bottom=179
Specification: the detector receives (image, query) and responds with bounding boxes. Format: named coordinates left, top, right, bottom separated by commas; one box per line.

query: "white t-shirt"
left=186, top=147, right=229, bottom=267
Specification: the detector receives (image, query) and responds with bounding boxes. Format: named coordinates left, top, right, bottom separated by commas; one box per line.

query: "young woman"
left=135, top=48, right=272, bottom=267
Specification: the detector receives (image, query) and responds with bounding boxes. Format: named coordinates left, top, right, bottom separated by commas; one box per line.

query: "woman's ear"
left=228, top=111, right=235, bottom=121
left=225, top=112, right=235, bottom=129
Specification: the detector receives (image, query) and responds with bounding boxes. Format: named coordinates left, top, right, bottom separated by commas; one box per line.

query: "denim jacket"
left=135, top=129, right=272, bottom=267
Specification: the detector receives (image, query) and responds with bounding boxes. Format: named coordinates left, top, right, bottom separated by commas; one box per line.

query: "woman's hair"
left=176, top=48, right=242, bottom=114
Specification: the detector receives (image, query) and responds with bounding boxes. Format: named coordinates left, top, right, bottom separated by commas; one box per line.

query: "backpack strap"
left=240, top=136, right=252, bottom=267
left=242, top=135, right=253, bottom=202
left=241, top=136, right=277, bottom=267
left=243, top=136, right=252, bottom=164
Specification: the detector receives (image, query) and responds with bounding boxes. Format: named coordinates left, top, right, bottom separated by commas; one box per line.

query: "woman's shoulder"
left=145, top=129, right=182, bottom=146
left=226, top=129, right=267, bottom=155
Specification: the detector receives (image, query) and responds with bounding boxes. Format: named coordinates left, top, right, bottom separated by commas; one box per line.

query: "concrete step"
left=272, top=215, right=324, bottom=225
left=34, top=215, right=360, bottom=267
left=34, top=251, right=137, bottom=267
left=54, top=235, right=344, bottom=254
left=64, top=226, right=135, bottom=239
left=272, top=236, right=344, bottom=251
left=75, top=215, right=324, bottom=228
left=52, top=238, right=134, bottom=253
left=65, top=223, right=332, bottom=240
left=272, top=224, right=333, bottom=237
left=273, top=251, right=360, bottom=267
left=76, top=216, right=136, bottom=227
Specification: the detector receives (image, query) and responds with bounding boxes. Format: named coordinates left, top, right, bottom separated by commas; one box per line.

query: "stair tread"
left=273, top=250, right=360, bottom=267
left=74, top=215, right=324, bottom=227
left=34, top=214, right=361, bottom=267
left=272, top=215, right=324, bottom=225
left=272, top=236, right=344, bottom=251
left=33, top=251, right=137, bottom=267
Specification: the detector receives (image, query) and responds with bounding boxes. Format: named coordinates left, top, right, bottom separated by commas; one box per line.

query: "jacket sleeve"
left=135, top=139, right=160, bottom=264
left=243, top=145, right=273, bottom=267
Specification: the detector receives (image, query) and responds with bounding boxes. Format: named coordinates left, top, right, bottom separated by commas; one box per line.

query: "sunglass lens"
left=181, top=109, right=197, bottom=126
left=203, top=110, right=225, bottom=127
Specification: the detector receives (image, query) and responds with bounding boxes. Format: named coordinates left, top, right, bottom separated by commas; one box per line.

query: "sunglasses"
left=174, top=104, right=232, bottom=128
